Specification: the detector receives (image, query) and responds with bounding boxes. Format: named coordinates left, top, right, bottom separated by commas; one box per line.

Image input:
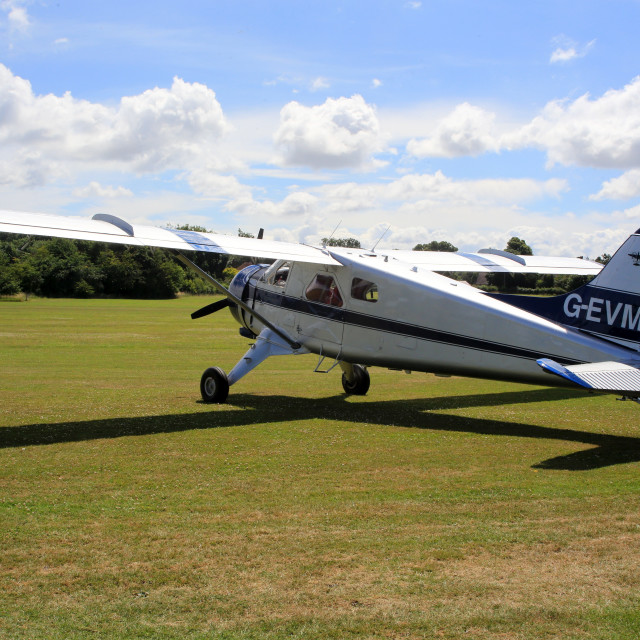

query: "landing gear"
left=341, top=364, right=370, bottom=395
left=199, top=328, right=308, bottom=404
left=200, top=367, right=229, bottom=403
left=199, top=334, right=369, bottom=403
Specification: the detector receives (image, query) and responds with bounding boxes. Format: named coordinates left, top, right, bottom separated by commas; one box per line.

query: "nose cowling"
left=228, top=264, right=269, bottom=332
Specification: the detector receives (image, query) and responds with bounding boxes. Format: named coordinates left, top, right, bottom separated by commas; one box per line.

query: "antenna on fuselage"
left=323, top=220, right=342, bottom=247
left=371, top=225, right=391, bottom=252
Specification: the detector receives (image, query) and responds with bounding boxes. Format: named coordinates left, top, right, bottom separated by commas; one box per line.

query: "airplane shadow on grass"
left=1, top=387, right=638, bottom=471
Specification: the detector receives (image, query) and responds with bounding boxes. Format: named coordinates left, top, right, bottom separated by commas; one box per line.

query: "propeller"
left=191, top=298, right=234, bottom=320
left=174, top=250, right=301, bottom=350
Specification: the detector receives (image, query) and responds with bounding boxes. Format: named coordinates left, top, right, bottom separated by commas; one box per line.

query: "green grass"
left=1, top=297, right=640, bottom=639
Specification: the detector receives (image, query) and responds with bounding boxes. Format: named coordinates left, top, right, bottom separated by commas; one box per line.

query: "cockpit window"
left=263, top=260, right=292, bottom=287
left=351, top=278, right=378, bottom=302
left=305, top=274, right=343, bottom=307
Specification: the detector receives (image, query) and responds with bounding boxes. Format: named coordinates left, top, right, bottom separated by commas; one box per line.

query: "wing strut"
left=172, top=251, right=301, bottom=350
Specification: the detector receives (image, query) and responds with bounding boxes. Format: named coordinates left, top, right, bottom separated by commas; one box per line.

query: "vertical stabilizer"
left=490, top=229, right=640, bottom=351
left=588, top=230, right=640, bottom=294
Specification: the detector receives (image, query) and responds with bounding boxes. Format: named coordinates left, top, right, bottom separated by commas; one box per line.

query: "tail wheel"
left=341, top=364, right=370, bottom=395
left=200, top=367, right=229, bottom=403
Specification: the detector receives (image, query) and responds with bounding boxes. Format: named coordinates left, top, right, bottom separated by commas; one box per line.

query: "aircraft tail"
left=587, top=229, right=640, bottom=293
left=490, top=229, right=640, bottom=351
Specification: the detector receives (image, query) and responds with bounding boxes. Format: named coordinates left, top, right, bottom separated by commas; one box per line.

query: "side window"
left=264, top=260, right=292, bottom=287
left=351, top=278, right=378, bottom=302
left=305, top=274, right=343, bottom=307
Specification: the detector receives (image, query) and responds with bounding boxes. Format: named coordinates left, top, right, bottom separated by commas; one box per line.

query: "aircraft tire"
left=341, top=364, right=370, bottom=395
left=200, top=367, right=230, bottom=403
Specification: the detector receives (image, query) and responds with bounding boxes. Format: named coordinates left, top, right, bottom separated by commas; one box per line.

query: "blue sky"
left=2, top=0, right=640, bottom=257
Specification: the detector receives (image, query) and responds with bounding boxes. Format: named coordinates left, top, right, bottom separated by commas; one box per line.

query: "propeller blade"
left=191, top=298, right=232, bottom=320
left=175, top=251, right=301, bottom=349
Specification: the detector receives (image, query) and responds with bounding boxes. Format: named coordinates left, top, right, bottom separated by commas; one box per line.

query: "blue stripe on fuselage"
left=251, top=287, right=585, bottom=365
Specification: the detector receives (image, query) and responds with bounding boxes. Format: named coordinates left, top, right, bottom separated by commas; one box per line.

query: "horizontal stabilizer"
left=537, top=358, right=640, bottom=395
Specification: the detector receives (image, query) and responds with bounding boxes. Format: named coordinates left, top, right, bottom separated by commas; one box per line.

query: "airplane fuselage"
left=230, top=249, right=638, bottom=390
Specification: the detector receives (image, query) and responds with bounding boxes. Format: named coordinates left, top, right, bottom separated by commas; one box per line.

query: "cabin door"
left=295, top=270, right=345, bottom=351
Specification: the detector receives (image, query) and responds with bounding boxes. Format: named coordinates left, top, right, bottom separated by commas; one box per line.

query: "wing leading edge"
left=0, top=210, right=603, bottom=275
left=0, top=210, right=341, bottom=266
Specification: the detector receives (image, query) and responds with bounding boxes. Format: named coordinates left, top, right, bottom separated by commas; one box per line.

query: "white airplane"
left=2, top=211, right=640, bottom=405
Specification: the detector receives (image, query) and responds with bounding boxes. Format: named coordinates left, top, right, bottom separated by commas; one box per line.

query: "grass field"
left=1, top=297, right=640, bottom=639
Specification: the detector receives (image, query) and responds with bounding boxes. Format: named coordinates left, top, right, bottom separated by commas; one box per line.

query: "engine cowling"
left=228, top=264, right=269, bottom=334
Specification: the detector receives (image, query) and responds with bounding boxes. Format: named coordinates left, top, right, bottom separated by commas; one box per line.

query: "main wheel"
left=341, top=364, right=370, bottom=395
left=200, top=367, right=230, bottom=403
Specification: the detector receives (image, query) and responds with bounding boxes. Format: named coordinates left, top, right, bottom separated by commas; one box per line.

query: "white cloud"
left=0, top=150, right=66, bottom=188
left=404, top=1, right=422, bottom=9
left=2, top=0, right=29, bottom=32
left=72, top=181, right=133, bottom=198
left=0, top=64, right=232, bottom=185
left=318, top=171, right=567, bottom=209
left=273, top=95, right=386, bottom=169
left=229, top=190, right=319, bottom=219
left=407, top=102, right=500, bottom=158
left=186, top=171, right=252, bottom=200
left=590, top=170, right=640, bottom=200
left=550, top=37, right=595, bottom=64
left=506, top=76, right=640, bottom=169
left=496, top=224, right=631, bottom=260
left=401, top=77, right=640, bottom=170
left=101, top=77, right=230, bottom=171
left=1, top=63, right=635, bottom=260
left=550, top=47, right=578, bottom=64
left=371, top=78, right=382, bottom=89
left=252, top=216, right=627, bottom=260
left=225, top=170, right=570, bottom=252
left=616, top=202, right=640, bottom=221
left=310, top=77, right=330, bottom=92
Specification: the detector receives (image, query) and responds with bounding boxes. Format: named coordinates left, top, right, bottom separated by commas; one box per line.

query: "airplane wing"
left=0, top=210, right=602, bottom=274
left=537, top=358, right=640, bottom=396
left=382, top=249, right=602, bottom=275
left=0, top=210, right=341, bottom=266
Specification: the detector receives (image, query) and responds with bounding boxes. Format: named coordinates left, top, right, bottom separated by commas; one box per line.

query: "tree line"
left=0, top=230, right=610, bottom=299
left=0, top=225, right=241, bottom=298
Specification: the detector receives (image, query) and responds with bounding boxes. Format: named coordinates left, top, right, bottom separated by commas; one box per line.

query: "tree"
left=0, top=226, right=221, bottom=298
left=413, top=240, right=458, bottom=252
left=504, top=237, right=533, bottom=256
left=321, top=237, right=361, bottom=248
left=0, top=235, right=22, bottom=295
left=23, top=238, right=104, bottom=297
left=486, top=237, right=535, bottom=291
left=175, top=224, right=209, bottom=233
left=0, top=252, right=20, bottom=295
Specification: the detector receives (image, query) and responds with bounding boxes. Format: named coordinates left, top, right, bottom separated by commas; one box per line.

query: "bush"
left=74, top=279, right=95, bottom=298
left=222, top=266, right=239, bottom=285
